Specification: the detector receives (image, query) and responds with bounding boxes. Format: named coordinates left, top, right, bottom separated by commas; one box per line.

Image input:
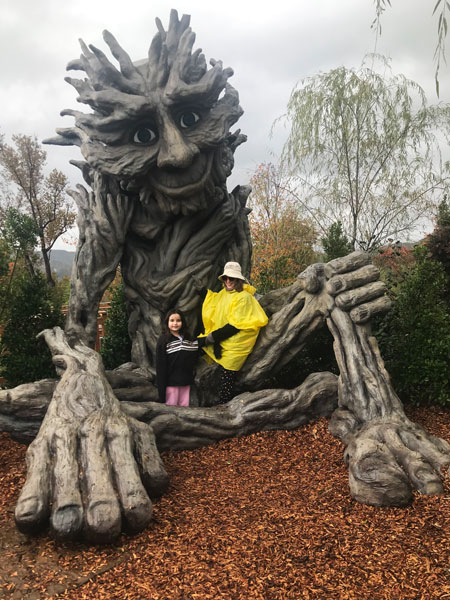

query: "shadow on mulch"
left=0, top=405, right=449, bottom=600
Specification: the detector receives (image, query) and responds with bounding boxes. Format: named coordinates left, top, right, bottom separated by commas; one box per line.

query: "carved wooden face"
left=77, top=85, right=241, bottom=204
left=131, top=103, right=216, bottom=197
left=55, top=12, right=244, bottom=213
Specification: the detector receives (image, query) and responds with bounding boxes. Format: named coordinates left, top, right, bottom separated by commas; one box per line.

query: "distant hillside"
left=49, top=249, right=75, bottom=278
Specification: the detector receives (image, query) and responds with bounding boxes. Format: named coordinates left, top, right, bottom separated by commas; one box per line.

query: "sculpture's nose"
left=157, top=119, right=198, bottom=169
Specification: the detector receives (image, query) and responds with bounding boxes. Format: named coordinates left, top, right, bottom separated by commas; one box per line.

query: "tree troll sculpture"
left=0, top=9, right=448, bottom=544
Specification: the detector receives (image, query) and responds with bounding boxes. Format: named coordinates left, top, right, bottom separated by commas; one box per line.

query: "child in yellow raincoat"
left=199, top=262, right=268, bottom=404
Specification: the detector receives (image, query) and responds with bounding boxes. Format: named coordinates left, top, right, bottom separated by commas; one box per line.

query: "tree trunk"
left=41, top=243, right=55, bottom=287
left=23, top=251, right=36, bottom=278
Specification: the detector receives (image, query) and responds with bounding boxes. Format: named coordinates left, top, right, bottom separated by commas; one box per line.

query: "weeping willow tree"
left=279, top=55, right=450, bottom=251
left=373, top=0, right=449, bottom=95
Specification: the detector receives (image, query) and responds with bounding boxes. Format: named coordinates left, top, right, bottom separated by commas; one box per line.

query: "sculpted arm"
left=65, top=173, right=135, bottom=346
left=239, top=252, right=391, bottom=388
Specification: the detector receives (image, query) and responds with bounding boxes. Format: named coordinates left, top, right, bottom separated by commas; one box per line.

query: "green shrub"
left=425, top=202, right=450, bottom=301
left=0, top=274, right=64, bottom=386
left=262, top=325, right=338, bottom=389
left=321, top=221, right=353, bottom=261
left=100, top=280, right=131, bottom=369
left=375, top=245, right=450, bottom=406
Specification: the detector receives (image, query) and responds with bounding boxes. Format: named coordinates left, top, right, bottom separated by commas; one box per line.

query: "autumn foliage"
left=249, top=164, right=317, bottom=293
left=373, top=244, right=416, bottom=291
left=0, top=134, right=76, bottom=287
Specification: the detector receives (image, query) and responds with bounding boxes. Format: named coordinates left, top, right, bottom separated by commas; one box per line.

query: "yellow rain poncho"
left=200, top=284, right=269, bottom=371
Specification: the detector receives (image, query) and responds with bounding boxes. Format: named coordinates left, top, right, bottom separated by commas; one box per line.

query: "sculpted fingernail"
left=88, top=500, right=121, bottom=532
left=51, top=505, right=83, bottom=537
left=86, top=501, right=121, bottom=541
left=327, top=278, right=344, bottom=294
left=16, top=498, right=41, bottom=519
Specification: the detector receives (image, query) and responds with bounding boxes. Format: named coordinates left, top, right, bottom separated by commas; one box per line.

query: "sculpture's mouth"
left=148, top=152, right=213, bottom=197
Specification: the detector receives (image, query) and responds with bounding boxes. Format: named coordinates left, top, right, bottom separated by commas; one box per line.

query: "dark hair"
left=161, top=308, right=193, bottom=340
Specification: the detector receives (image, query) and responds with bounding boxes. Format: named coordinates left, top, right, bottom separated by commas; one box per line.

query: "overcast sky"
left=1, top=0, right=449, bottom=248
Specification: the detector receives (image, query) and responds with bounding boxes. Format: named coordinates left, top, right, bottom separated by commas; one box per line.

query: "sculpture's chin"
left=148, top=152, right=214, bottom=197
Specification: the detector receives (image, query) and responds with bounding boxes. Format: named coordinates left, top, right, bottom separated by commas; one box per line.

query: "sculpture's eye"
left=133, top=125, right=158, bottom=145
left=179, top=111, right=200, bottom=129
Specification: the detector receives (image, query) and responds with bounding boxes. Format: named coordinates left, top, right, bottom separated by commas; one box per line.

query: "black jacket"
left=155, top=334, right=200, bottom=403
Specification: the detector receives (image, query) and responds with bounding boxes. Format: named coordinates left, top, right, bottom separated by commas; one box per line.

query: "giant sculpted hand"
left=304, top=254, right=449, bottom=505
left=15, top=328, right=169, bottom=543
left=240, top=251, right=390, bottom=386
left=241, top=251, right=449, bottom=507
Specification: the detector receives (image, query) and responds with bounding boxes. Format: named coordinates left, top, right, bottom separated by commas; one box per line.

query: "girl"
left=199, top=261, right=269, bottom=404
left=155, top=308, right=200, bottom=406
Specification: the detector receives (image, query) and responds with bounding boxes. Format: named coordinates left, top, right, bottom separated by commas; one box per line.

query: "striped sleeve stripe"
left=166, top=340, right=199, bottom=354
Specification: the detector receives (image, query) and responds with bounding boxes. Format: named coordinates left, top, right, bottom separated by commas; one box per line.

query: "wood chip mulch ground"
left=0, top=404, right=449, bottom=600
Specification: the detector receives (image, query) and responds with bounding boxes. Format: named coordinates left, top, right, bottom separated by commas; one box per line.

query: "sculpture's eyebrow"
left=56, top=101, right=158, bottom=139
left=164, top=96, right=213, bottom=113
left=161, top=86, right=222, bottom=110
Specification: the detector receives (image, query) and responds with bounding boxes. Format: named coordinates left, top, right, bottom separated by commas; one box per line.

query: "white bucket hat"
left=218, top=261, right=249, bottom=283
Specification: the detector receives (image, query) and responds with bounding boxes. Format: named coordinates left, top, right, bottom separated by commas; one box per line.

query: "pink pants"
left=165, top=385, right=190, bottom=407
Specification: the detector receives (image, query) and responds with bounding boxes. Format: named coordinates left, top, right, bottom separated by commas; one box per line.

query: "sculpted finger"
left=349, top=296, right=392, bottom=324
left=346, top=437, right=413, bottom=507
left=106, top=415, right=153, bottom=533
left=335, top=281, right=387, bottom=311
left=80, top=414, right=121, bottom=543
left=400, top=428, right=450, bottom=461
left=397, top=429, right=450, bottom=494
left=324, top=251, right=371, bottom=276
left=50, top=428, right=83, bottom=539
left=15, top=437, right=51, bottom=533
left=326, top=265, right=380, bottom=296
left=401, top=454, right=443, bottom=495
left=384, top=429, right=444, bottom=495
left=129, top=418, right=170, bottom=497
